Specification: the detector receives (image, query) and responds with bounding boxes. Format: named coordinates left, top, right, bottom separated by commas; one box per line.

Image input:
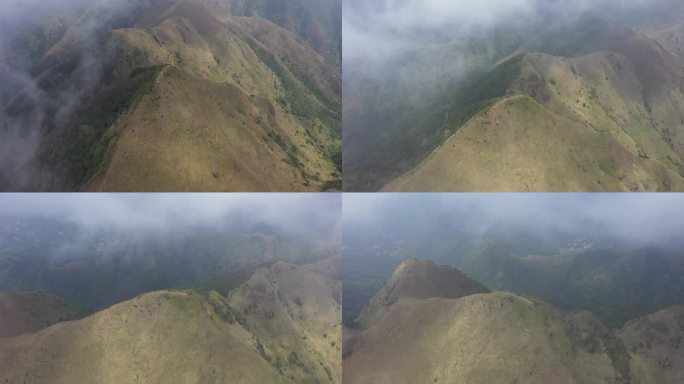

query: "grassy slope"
left=618, top=306, right=684, bottom=384
left=343, top=260, right=684, bottom=384
left=384, top=47, right=684, bottom=191
left=0, top=260, right=341, bottom=383
left=0, top=290, right=289, bottom=384
left=225, top=261, right=341, bottom=383
left=345, top=292, right=628, bottom=384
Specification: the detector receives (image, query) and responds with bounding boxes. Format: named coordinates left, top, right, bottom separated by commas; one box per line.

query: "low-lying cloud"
left=343, top=194, right=684, bottom=247
left=0, top=0, right=148, bottom=190
left=343, top=0, right=678, bottom=63
left=0, top=193, right=342, bottom=242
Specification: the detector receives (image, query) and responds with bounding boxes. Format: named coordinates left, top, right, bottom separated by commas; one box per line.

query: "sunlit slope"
left=84, top=65, right=317, bottom=191
left=384, top=39, right=684, bottom=191
left=0, top=290, right=289, bottom=383
left=0, top=261, right=340, bottom=383
left=345, top=259, right=684, bottom=384
left=0, top=291, right=81, bottom=338
left=8, top=0, right=340, bottom=191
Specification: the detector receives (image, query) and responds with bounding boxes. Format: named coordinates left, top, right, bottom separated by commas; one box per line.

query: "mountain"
left=0, top=260, right=341, bottom=383
left=343, top=260, right=682, bottom=384
left=355, top=259, right=488, bottom=327
left=1, top=0, right=341, bottom=191
left=344, top=12, right=684, bottom=191
left=0, top=291, right=81, bottom=338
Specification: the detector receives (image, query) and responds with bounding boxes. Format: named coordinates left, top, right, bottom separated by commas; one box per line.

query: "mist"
left=0, top=0, right=151, bottom=190
left=343, top=0, right=678, bottom=64
left=0, top=193, right=341, bottom=310
left=0, top=193, right=341, bottom=242
left=343, top=193, right=684, bottom=248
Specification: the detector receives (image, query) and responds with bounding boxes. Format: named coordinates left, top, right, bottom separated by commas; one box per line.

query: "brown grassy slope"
left=0, top=291, right=80, bottom=338
left=226, top=260, right=341, bottom=383
left=0, top=290, right=289, bottom=384
left=84, top=65, right=311, bottom=191
left=618, top=306, right=684, bottom=384
left=344, top=292, right=627, bottom=384
left=356, top=259, right=489, bottom=328
left=0, top=260, right=341, bottom=383
left=384, top=46, right=684, bottom=192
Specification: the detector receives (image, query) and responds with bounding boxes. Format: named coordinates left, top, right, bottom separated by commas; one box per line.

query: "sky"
left=0, top=193, right=342, bottom=241
left=343, top=193, right=684, bottom=247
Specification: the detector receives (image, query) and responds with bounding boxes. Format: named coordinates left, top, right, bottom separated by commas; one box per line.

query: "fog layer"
left=343, top=0, right=678, bottom=64
left=343, top=194, right=684, bottom=247
left=0, top=193, right=341, bottom=241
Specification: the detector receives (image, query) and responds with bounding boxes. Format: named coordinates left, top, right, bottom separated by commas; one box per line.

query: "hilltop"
left=355, top=259, right=488, bottom=328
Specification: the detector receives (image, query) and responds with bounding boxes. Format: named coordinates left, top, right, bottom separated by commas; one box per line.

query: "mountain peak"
left=387, top=259, right=489, bottom=301
left=356, top=259, right=488, bottom=327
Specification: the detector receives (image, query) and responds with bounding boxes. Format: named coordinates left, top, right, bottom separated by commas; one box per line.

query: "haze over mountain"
left=0, top=194, right=340, bottom=311
left=343, top=194, right=684, bottom=327
left=0, top=0, right=341, bottom=191
left=344, top=0, right=684, bottom=191
left=344, top=259, right=684, bottom=384
left=0, top=194, right=341, bottom=383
